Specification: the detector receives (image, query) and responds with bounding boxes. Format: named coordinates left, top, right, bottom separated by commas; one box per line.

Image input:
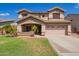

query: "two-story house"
left=65, top=14, right=79, bottom=34
left=17, top=7, right=70, bottom=36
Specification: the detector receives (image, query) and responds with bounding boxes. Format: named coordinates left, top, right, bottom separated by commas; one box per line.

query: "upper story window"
left=22, top=13, right=28, bottom=16
left=53, top=13, right=60, bottom=19
left=42, top=15, right=45, bottom=17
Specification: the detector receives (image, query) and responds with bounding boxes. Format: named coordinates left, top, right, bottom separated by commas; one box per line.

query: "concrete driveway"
left=45, top=30, right=79, bottom=56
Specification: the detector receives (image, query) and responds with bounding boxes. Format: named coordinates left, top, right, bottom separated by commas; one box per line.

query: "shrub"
left=31, top=24, right=38, bottom=34
left=3, top=24, right=17, bottom=37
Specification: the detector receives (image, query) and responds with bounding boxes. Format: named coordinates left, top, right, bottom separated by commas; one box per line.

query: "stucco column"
left=41, top=25, right=45, bottom=36
left=65, top=25, right=68, bottom=35
left=68, top=25, right=71, bottom=33
left=17, top=25, right=22, bottom=32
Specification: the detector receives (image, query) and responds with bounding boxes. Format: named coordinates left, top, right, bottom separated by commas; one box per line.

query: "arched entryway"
left=21, top=24, right=41, bottom=35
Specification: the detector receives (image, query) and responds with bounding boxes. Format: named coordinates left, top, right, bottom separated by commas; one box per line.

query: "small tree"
left=3, top=24, right=17, bottom=37
left=3, top=24, right=12, bottom=33
left=10, top=25, right=17, bottom=37
left=31, top=24, right=38, bottom=34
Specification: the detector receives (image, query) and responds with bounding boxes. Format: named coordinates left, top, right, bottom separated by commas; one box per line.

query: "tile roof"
left=17, top=14, right=70, bottom=24
left=18, top=7, right=64, bottom=14
left=31, top=12, right=48, bottom=14
left=18, top=9, right=32, bottom=14
left=48, top=7, right=64, bottom=12
left=17, top=14, right=44, bottom=23
left=0, top=20, right=15, bottom=23
left=43, top=19, right=71, bottom=24
left=65, top=14, right=79, bottom=20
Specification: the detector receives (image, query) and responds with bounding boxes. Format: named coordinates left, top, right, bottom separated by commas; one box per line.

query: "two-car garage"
left=45, top=23, right=69, bottom=35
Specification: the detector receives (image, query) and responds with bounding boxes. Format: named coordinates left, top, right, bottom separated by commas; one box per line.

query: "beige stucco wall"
left=32, top=13, right=48, bottom=20
left=41, top=25, right=45, bottom=35
left=68, top=25, right=71, bottom=33
left=31, top=14, right=40, bottom=18
left=17, top=25, right=22, bottom=32
left=60, top=12, right=64, bottom=19
left=40, top=14, right=48, bottom=20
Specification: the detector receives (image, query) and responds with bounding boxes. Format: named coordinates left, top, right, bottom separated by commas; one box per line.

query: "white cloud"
left=0, top=13, right=10, bottom=16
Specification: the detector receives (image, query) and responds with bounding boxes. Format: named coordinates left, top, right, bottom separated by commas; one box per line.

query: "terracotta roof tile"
left=43, top=19, right=71, bottom=23
left=0, top=20, right=15, bottom=23
left=31, top=12, right=48, bottom=14
left=18, top=9, right=32, bottom=14
left=48, top=7, right=64, bottom=12
left=17, top=14, right=71, bottom=24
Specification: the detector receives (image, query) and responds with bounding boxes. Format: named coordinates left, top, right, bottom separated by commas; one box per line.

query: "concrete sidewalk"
left=45, top=31, right=79, bottom=56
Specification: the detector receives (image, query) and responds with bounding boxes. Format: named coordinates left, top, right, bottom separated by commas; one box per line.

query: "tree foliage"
left=31, top=24, right=38, bottom=34
left=3, top=24, right=17, bottom=37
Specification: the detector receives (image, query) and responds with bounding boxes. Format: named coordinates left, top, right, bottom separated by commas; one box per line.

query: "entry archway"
left=21, top=24, right=41, bottom=35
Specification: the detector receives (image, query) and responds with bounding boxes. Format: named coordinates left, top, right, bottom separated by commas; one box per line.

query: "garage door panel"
left=46, top=25, right=65, bottom=30
left=45, top=25, right=65, bottom=35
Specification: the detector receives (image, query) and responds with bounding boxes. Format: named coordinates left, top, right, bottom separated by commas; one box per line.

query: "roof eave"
left=48, top=7, right=64, bottom=12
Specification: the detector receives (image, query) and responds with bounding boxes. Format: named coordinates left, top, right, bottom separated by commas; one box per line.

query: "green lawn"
left=0, top=35, right=58, bottom=56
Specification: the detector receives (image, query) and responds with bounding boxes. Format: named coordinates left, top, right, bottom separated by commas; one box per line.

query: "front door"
left=25, top=25, right=31, bottom=32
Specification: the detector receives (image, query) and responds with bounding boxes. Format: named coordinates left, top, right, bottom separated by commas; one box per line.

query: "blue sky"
left=0, top=3, right=79, bottom=20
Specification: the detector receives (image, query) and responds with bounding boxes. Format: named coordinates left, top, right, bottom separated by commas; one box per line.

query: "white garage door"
left=45, top=25, right=65, bottom=35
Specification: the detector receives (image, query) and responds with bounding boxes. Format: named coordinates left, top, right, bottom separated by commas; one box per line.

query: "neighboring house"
left=0, top=20, right=15, bottom=35
left=65, top=14, right=79, bottom=34
left=17, top=7, right=70, bottom=36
